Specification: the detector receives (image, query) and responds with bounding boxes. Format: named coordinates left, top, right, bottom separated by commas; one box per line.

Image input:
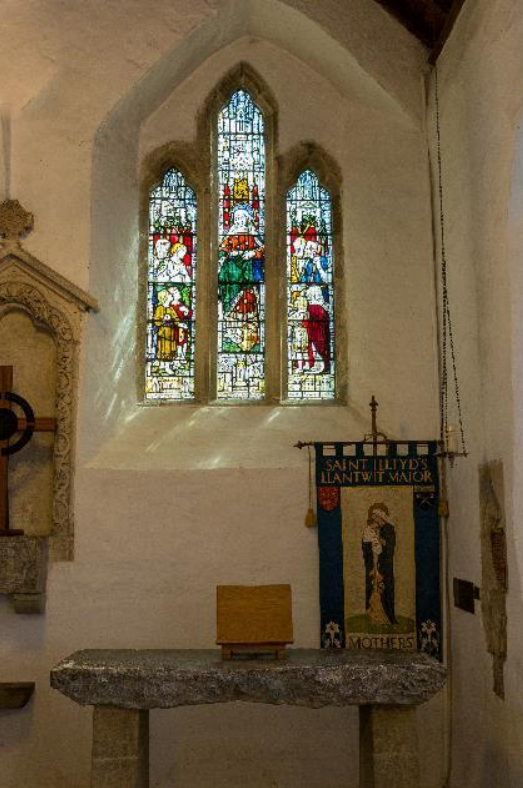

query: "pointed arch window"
left=286, top=170, right=335, bottom=400
left=145, top=169, right=197, bottom=400
left=217, top=90, right=266, bottom=400
left=142, top=71, right=342, bottom=405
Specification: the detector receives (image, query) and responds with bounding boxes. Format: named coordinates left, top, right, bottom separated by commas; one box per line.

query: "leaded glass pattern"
left=286, top=170, right=335, bottom=400
left=216, top=90, right=265, bottom=400
left=145, top=168, right=197, bottom=400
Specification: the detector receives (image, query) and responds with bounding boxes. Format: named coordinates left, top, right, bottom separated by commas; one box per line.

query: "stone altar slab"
left=51, top=649, right=446, bottom=788
left=51, top=649, right=445, bottom=709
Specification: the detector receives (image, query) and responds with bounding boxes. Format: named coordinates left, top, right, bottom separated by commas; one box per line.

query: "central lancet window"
left=217, top=90, right=266, bottom=400
left=143, top=69, right=342, bottom=405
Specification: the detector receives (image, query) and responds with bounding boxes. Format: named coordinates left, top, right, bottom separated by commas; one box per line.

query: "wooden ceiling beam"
left=374, top=0, right=468, bottom=62
left=429, top=0, right=468, bottom=63
left=374, top=0, right=447, bottom=48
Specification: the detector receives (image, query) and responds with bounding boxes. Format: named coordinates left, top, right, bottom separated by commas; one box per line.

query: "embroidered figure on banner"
left=363, top=503, right=397, bottom=627
left=341, top=483, right=418, bottom=650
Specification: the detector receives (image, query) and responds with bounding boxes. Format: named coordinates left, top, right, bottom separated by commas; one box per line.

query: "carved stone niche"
left=479, top=460, right=508, bottom=699
left=0, top=200, right=98, bottom=612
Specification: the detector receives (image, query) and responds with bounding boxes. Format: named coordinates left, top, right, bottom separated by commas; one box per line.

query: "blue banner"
left=316, top=441, right=441, bottom=659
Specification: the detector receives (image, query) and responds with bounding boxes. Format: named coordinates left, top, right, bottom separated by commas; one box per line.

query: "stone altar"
left=51, top=649, right=446, bottom=788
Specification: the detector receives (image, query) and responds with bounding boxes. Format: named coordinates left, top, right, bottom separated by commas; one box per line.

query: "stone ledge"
left=0, top=682, right=35, bottom=709
left=51, top=649, right=446, bottom=709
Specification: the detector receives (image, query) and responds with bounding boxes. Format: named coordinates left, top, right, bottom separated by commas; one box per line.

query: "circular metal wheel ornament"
left=0, top=392, right=35, bottom=456
left=0, top=408, right=18, bottom=441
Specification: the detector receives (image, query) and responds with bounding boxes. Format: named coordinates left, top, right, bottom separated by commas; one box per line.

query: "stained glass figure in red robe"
left=286, top=170, right=335, bottom=399
left=302, top=285, right=331, bottom=374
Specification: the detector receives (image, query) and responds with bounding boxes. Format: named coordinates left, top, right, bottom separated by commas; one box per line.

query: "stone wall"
left=0, top=2, right=447, bottom=787
left=427, top=0, right=523, bottom=785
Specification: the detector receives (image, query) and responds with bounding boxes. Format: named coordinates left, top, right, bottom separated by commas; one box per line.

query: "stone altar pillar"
left=91, top=707, right=149, bottom=788
left=360, top=705, right=419, bottom=788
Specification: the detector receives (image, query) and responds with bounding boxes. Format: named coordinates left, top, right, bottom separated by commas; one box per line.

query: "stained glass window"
left=216, top=90, right=265, bottom=400
left=145, top=168, right=197, bottom=400
left=286, top=170, right=336, bottom=400
left=144, top=81, right=342, bottom=405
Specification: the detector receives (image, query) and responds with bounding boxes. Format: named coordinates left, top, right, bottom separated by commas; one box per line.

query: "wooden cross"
left=0, top=365, right=56, bottom=536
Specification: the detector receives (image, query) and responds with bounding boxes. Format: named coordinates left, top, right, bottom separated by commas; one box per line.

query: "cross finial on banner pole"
left=369, top=395, right=378, bottom=451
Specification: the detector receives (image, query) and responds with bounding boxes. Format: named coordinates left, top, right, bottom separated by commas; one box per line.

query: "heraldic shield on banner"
left=315, top=441, right=442, bottom=660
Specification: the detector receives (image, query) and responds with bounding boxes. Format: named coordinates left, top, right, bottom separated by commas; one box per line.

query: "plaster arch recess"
left=87, top=0, right=415, bottom=444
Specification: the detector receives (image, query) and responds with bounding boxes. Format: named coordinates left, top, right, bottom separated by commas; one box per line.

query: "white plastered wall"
left=427, top=0, right=523, bottom=785
left=0, top=2, right=446, bottom=787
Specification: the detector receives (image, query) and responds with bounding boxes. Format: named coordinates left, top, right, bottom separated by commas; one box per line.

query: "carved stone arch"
left=0, top=201, right=98, bottom=561
left=277, top=141, right=347, bottom=403
left=0, top=280, right=76, bottom=560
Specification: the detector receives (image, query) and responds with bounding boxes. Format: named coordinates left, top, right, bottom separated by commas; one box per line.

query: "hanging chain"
left=435, top=66, right=467, bottom=458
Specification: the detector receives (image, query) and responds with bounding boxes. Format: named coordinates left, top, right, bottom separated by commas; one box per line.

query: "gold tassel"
left=305, top=507, right=317, bottom=528
left=305, top=446, right=318, bottom=528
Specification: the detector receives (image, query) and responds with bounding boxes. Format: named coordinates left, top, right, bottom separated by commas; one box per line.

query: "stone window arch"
left=141, top=63, right=346, bottom=405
